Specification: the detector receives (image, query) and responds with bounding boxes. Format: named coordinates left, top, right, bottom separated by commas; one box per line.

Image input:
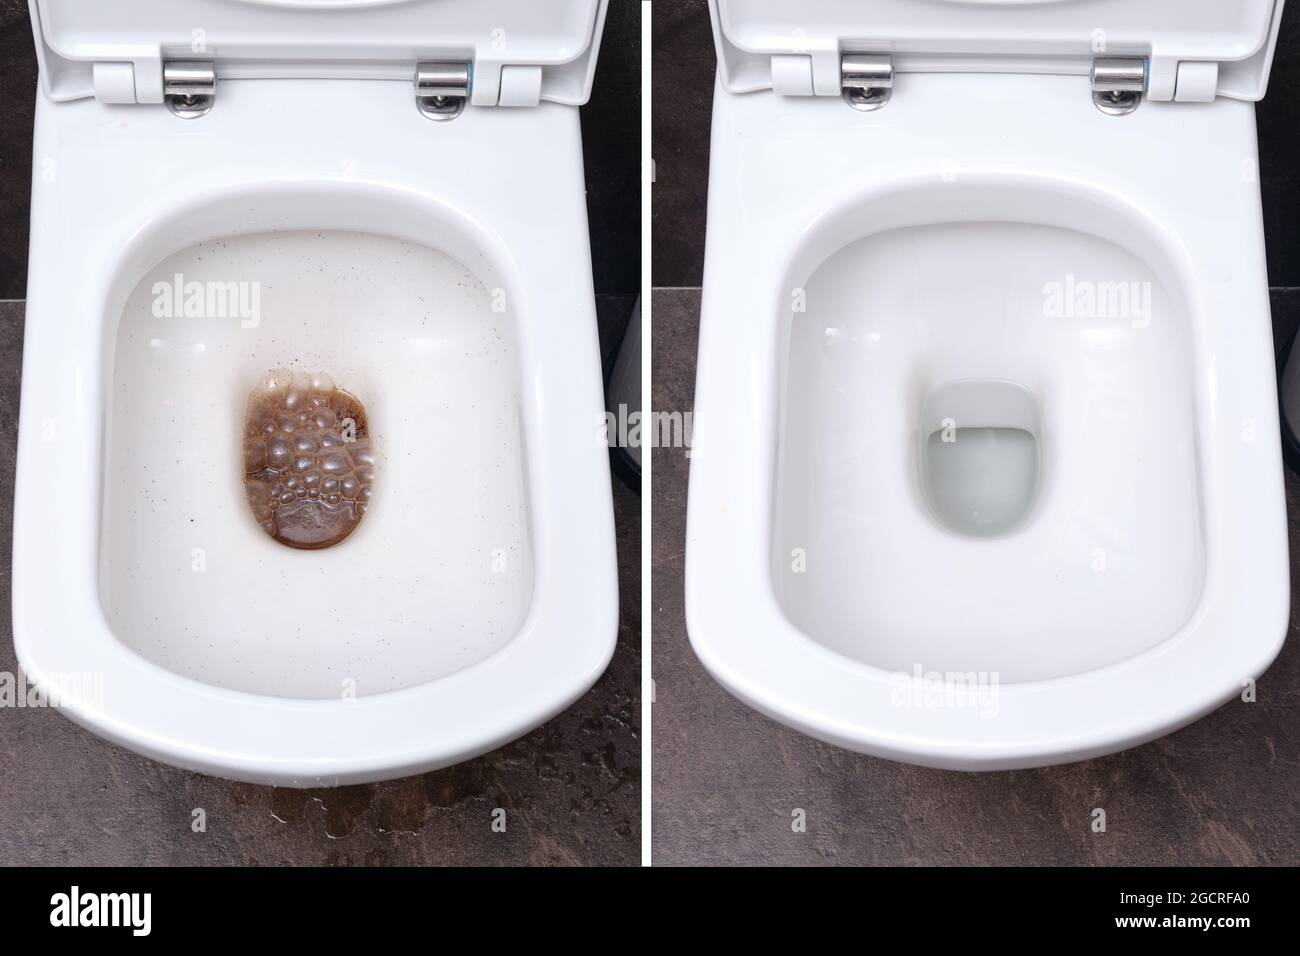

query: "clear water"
left=922, top=427, right=1039, bottom=537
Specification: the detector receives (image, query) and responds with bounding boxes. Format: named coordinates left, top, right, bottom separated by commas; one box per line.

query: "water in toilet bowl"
left=243, top=370, right=373, bottom=549
left=918, top=379, right=1041, bottom=537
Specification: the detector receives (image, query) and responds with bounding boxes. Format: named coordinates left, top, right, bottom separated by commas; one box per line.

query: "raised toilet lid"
left=711, top=0, right=1284, bottom=102
left=30, top=0, right=607, bottom=106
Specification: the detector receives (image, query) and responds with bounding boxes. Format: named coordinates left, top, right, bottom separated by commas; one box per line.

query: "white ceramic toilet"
left=687, top=0, right=1291, bottom=769
left=13, top=0, right=618, bottom=785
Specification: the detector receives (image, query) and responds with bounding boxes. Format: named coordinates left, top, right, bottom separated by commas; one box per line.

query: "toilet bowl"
left=687, top=0, right=1290, bottom=769
left=917, top=378, right=1042, bottom=538
left=13, top=0, right=618, bottom=785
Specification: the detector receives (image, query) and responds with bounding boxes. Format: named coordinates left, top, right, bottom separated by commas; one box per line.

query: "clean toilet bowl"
left=917, top=378, right=1042, bottom=539
left=687, top=2, right=1289, bottom=770
left=14, top=3, right=617, bottom=785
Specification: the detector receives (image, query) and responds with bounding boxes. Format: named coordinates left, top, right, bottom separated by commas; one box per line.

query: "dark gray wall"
left=0, top=0, right=642, bottom=299
left=652, top=0, right=1300, bottom=289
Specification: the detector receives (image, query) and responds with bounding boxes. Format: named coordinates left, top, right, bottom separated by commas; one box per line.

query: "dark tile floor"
left=0, top=299, right=640, bottom=866
left=651, top=287, right=1300, bottom=866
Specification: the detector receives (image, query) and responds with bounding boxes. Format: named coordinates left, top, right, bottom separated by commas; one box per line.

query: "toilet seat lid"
left=31, top=0, right=607, bottom=105
left=711, top=0, right=1285, bottom=102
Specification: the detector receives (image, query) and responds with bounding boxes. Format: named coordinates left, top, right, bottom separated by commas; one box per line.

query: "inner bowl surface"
left=102, top=227, right=533, bottom=699
left=774, top=214, right=1205, bottom=683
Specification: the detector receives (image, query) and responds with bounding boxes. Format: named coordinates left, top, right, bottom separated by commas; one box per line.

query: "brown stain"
left=308, top=784, right=375, bottom=839
left=374, top=777, right=429, bottom=834
left=424, top=764, right=488, bottom=809
left=269, top=788, right=309, bottom=824
left=243, top=369, right=374, bottom=549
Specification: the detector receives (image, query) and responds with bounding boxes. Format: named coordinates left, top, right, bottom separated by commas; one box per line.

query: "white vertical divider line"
left=640, top=0, right=654, bottom=868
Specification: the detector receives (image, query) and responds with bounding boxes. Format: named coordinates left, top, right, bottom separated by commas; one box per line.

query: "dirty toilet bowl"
left=13, top=1, right=618, bottom=785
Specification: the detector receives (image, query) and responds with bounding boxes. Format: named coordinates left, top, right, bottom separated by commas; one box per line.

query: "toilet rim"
left=780, top=169, right=1200, bottom=307
left=687, top=107, right=1288, bottom=766
left=14, top=164, right=617, bottom=783
left=104, top=178, right=526, bottom=341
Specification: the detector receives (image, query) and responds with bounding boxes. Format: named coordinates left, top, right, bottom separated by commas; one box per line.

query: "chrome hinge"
left=1091, top=57, right=1145, bottom=116
left=416, top=61, right=471, bottom=121
left=841, top=54, right=893, bottom=111
left=163, top=61, right=216, bottom=119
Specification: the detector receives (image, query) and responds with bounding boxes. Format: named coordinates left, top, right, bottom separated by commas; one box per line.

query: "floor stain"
left=309, top=785, right=374, bottom=839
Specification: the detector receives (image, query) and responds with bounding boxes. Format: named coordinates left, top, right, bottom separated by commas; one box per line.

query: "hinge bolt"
left=163, top=61, right=216, bottom=119
left=841, top=54, right=893, bottom=112
left=1091, top=57, right=1145, bottom=116
left=416, top=62, right=471, bottom=121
